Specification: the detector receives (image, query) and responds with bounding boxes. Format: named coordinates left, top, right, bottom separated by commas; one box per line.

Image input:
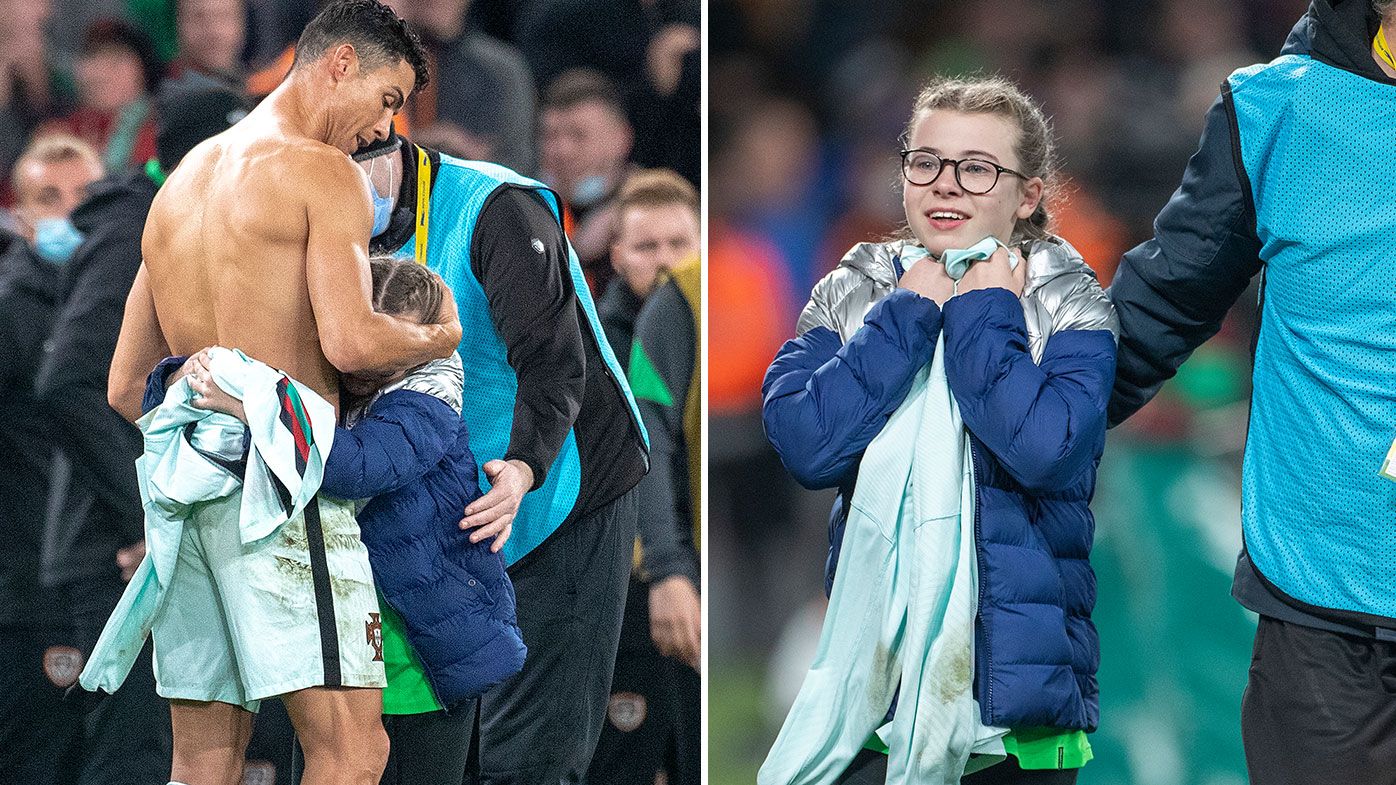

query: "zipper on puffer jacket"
left=968, top=435, right=992, bottom=720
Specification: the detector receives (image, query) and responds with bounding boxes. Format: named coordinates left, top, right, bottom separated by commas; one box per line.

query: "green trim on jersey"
left=628, top=341, right=674, bottom=407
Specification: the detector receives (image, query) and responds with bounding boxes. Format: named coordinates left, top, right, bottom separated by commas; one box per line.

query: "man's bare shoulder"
left=272, top=138, right=365, bottom=193
left=176, top=126, right=360, bottom=190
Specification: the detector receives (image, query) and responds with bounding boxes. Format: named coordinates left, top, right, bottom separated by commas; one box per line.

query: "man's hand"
left=459, top=459, right=534, bottom=553
left=647, top=23, right=699, bottom=96
left=898, top=256, right=955, bottom=307
left=649, top=575, right=700, bottom=670
left=116, top=540, right=145, bottom=582
left=431, top=272, right=462, bottom=354
left=956, top=245, right=1026, bottom=298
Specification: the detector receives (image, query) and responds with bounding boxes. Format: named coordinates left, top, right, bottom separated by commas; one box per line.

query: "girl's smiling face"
left=901, top=109, right=1044, bottom=256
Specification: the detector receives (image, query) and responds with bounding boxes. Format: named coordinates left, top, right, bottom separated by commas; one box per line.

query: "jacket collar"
left=1286, top=0, right=1396, bottom=85
left=837, top=236, right=1097, bottom=298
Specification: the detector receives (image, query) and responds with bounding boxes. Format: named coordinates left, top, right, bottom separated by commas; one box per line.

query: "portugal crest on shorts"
left=366, top=612, right=383, bottom=661
left=607, top=691, right=647, bottom=732
left=43, top=645, right=84, bottom=688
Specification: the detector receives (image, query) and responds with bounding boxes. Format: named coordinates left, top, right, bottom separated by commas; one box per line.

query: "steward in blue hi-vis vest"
left=1110, top=0, right=1396, bottom=633
left=371, top=142, right=649, bottom=567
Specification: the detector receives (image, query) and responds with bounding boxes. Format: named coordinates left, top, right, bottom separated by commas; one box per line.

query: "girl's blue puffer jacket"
left=762, top=238, right=1118, bottom=732
left=144, top=355, right=526, bottom=709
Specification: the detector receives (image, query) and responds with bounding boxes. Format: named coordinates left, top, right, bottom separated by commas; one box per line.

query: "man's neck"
left=263, top=78, right=337, bottom=148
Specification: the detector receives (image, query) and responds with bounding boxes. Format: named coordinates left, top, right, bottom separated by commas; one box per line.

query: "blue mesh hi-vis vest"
left=1230, top=54, right=1396, bottom=618
left=397, top=155, right=648, bottom=566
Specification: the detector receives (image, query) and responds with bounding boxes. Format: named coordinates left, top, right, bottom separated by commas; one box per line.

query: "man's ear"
left=327, top=42, right=360, bottom=84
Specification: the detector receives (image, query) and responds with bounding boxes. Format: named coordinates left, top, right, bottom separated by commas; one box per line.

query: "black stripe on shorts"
left=302, top=496, right=341, bottom=686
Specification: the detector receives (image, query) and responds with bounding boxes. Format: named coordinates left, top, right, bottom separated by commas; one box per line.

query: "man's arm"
left=303, top=154, right=461, bottom=374
left=631, top=280, right=698, bottom=586
left=1107, top=86, right=1263, bottom=426
left=458, top=186, right=585, bottom=539
left=630, top=279, right=700, bottom=670
left=473, top=187, right=586, bottom=485
left=108, top=263, right=172, bottom=422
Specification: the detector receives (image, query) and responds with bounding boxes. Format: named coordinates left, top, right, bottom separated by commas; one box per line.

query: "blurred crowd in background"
left=0, top=0, right=698, bottom=783
left=707, top=1, right=1306, bottom=784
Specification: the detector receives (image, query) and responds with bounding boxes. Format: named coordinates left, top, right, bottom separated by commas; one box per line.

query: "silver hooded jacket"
left=796, top=236, right=1119, bottom=358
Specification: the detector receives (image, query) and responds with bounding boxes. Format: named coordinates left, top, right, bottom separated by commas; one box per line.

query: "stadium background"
left=707, top=0, right=1308, bottom=783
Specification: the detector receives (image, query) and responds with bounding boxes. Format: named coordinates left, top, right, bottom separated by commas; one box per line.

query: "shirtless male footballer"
left=104, top=3, right=458, bottom=784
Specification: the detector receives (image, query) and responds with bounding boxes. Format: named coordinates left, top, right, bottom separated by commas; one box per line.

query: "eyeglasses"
left=898, top=149, right=1027, bottom=194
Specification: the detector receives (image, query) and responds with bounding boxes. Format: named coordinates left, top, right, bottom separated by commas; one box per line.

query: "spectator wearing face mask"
left=0, top=133, right=107, bottom=784
left=538, top=68, right=635, bottom=293
left=25, top=82, right=250, bottom=785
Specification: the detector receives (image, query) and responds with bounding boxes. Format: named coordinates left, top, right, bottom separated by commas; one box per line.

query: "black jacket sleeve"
left=0, top=295, right=44, bottom=393
left=470, top=186, right=586, bottom=489
left=631, top=280, right=698, bottom=586
left=1106, top=85, right=1264, bottom=427
left=32, top=219, right=146, bottom=544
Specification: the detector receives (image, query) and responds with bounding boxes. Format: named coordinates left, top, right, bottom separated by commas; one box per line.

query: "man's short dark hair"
left=293, top=0, right=429, bottom=92
left=541, top=68, right=626, bottom=119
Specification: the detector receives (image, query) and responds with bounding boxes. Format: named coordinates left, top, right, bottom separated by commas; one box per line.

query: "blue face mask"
left=571, top=174, right=610, bottom=208
left=33, top=217, right=84, bottom=264
left=365, top=155, right=399, bottom=238
left=371, top=189, right=393, bottom=237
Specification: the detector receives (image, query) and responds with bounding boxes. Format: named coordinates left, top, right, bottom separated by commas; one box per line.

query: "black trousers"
left=1242, top=615, right=1396, bottom=785
left=0, top=622, right=84, bottom=785
left=292, top=707, right=473, bottom=785
left=586, top=578, right=700, bottom=785
left=68, top=577, right=172, bottom=785
left=834, top=748, right=1079, bottom=785
left=469, top=488, right=639, bottom=784
left=382, top=708, right=474, bottom=785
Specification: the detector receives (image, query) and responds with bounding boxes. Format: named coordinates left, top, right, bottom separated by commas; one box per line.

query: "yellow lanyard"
left=1376, top=26, right=1396, bottom=73
left=414, top=146, right=432, bottom=265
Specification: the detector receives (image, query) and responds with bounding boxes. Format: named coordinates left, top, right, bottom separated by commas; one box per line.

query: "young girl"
left=152, top=258, right=525, bottom=785
left=762, top=76, right=1118, bottom=784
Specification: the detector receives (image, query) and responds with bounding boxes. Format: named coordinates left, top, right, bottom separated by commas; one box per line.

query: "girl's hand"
left=898, top=256, right=955, bottom=307
left=167, top=348, right=216, bottom=389
left=957, top=246, right=1026, bottom=298
left=189, top=368, right=247, bottom=424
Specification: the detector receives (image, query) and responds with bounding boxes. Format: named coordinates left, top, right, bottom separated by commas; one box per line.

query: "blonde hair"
left=368, top=256, right=445, bottom=323
left=615, top=168, right=699, bottom=218
left=902, top=75, right=1059, bottom=244
left=11, top=134, right=103, bottom=192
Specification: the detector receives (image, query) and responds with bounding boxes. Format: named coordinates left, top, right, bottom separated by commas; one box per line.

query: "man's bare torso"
left=143, top=115, right=358, bottom=411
